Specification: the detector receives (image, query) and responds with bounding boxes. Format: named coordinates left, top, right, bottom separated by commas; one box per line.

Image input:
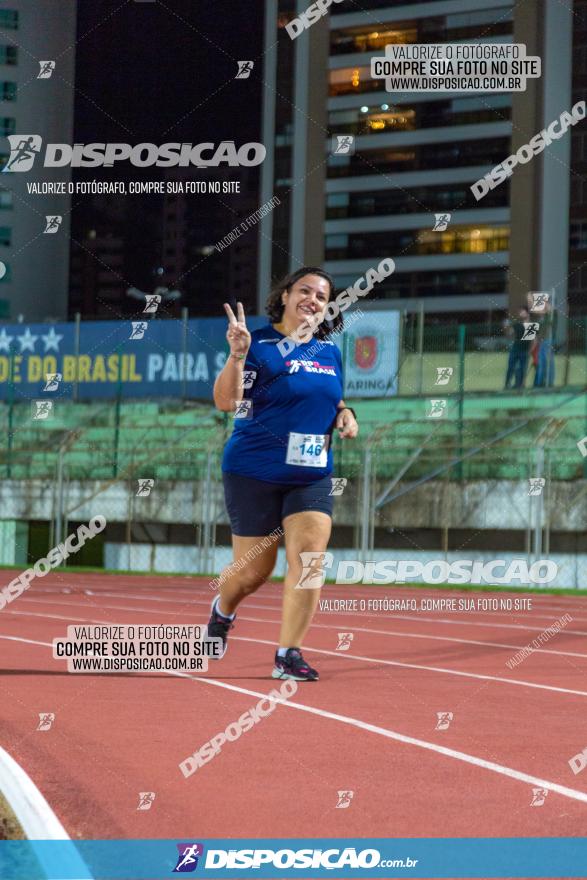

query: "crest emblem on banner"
left=354, top=331, right=380, bottom=372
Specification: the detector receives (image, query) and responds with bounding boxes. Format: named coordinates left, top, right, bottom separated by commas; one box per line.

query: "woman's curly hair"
left=265, top=266, right=343, bottom=340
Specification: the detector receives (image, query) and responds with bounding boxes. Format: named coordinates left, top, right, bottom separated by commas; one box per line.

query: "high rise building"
left=569, top=0, right=587, bottom=318
left=259, top=0, right=574, bottom=323
left=159, top=167, right=260, bottom=318
left=0, top=1, right=77, bottom=321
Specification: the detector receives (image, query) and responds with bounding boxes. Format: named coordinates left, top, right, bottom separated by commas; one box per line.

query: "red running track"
left=1, top=572, right=587, bottom=848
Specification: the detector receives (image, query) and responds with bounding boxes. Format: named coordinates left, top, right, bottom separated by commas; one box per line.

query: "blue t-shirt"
left=222, top=324, right=344, bottom=485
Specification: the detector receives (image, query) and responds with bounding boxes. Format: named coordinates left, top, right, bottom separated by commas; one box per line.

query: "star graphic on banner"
left=0, top=327, right=14, bottom=352
left=41, top=327, right=63, bottom=352
left=17, top=328, right=38, bottom=352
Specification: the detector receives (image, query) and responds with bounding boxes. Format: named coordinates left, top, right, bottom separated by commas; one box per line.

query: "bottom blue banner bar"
left=0, top=838, right=586, bottom=879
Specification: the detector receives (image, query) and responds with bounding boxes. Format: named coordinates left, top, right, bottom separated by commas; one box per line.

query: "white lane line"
left=168, top=672, right=587, bottom=806
left=20, top=593, right=587, bottom=637
left=3, top=634, right=587, bottom=808
left=240, top=617, right=587, bottom=660
left=2, top=609, right=587, bottom=699
left=231, top=635, right=587, bottom=699
left=0, top=746, right=93, bottom=876
left=371, top=613, right=587, bottom=637
left=0, top=745, right=70, bottom=839
left=7, top=605, right=587, bottom=661
left=31, top=583, right=587, bottom=618
left=25, top=584, right=587, bottom=635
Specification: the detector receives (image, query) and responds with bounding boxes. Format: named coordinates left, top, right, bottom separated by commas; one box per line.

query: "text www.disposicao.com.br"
left=71, top=657, right=201, bottom=671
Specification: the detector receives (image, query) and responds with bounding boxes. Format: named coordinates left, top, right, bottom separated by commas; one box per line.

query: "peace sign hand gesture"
left=223, top=301, right=251, bottom=358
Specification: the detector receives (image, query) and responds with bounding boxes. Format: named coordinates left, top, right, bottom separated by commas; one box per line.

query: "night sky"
left=71, top=0, right=266, bottom=312
left=74, top=0, right=264, bottom=146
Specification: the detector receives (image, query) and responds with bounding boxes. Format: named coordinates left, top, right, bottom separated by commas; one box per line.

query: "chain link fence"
left=397, top=314, right=587, bottom=395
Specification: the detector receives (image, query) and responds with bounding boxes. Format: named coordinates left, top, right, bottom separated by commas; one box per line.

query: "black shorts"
left=222, top=472, right=334, bottom=537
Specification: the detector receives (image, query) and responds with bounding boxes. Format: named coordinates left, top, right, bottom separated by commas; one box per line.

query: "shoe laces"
left=211, top=612, right=234, bottom=633
left=286, top=648, right=307, bottom=668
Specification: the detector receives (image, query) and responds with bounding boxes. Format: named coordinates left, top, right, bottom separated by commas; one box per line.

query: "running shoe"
left=272, top=648, right=319, bottom=681
left=206, top=597, right=235, bottom=658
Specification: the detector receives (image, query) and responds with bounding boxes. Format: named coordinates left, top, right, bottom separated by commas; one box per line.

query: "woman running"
left=207, top=267, right=358, bottom=681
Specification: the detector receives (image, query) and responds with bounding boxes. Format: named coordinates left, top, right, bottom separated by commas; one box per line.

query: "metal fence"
left=396, top=314, right=587, bottom=395
left=0, top=400, right=585, bottom=587
left=0, top=309, right=586, bottom=586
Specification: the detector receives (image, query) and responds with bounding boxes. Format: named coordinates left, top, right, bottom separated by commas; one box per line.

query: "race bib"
left=286, top=432, right=328, bottom=468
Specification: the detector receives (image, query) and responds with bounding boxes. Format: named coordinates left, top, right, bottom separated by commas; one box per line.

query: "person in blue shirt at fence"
left=207, top=267, right=358, bottom=681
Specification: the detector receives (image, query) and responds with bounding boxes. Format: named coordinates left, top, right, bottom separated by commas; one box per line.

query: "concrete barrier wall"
left=104, top=544, right=586, bottom=590
left=1, top=478, right=586, bottom=531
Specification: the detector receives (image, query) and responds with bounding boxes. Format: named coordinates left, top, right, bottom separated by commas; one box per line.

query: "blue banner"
left=0, top=838, right=586, bottom=879
left=0, top=317, right=266, bottom=401
left=0, top=313, right=398, bottom=402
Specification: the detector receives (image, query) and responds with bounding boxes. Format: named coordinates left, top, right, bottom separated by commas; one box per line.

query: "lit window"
left=417, top=226, right=509, bottom=255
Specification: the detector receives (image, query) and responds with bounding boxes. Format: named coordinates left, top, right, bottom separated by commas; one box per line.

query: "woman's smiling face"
left=281, top=273, right=332, bottom=332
